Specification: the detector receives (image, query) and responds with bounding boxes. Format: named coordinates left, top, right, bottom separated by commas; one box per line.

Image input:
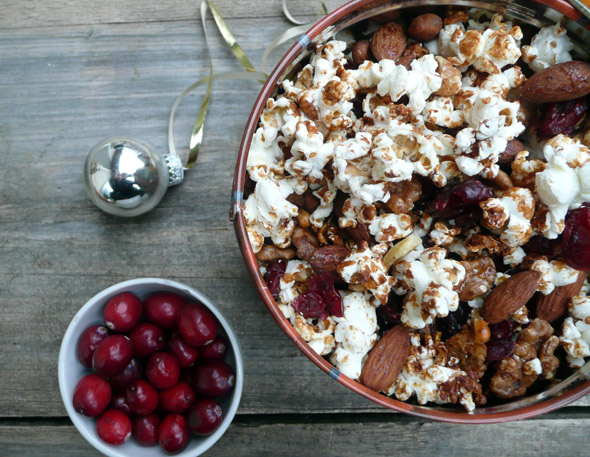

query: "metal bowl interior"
left=231, top=0, right=590, bottom=423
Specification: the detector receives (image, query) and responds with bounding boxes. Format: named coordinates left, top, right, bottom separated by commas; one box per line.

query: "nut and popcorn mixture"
left=245, top=6, right=590, bottom=411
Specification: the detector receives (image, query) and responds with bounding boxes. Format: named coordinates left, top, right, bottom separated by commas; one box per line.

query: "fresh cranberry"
left=191, top=360, right=235, bottom=398
left=73, top=374, right=111, bottom=417
left=96, top=409, right=132, bottom=445
left=125, top=379, right=159, bottom=415
left=291, top=291, right=329, bottom=320
left=177, top=302, right=218, bottom=347
left=486, top=339, right=516, bottom=362
left=109, top=358, right=143, bottom=392
left=146, top=352, right=180, bottom=390
left=160, top=382, right=195, bottom=413
left=167, top=334, right=199, bottom=368
left=129, top=323, right=165, bottom=358
left=536, top=98, right=587, bottom=139
left=132, top=413, right=161, bottom=447
left=264, top=259, right=287, bottom=299
left=103, top=292, right=143, bottom=332
left=429, top=180, right=494, bottom=219
left=187, top=399, right=223, bottom=436
left=110, top=393, right=131, bottom=415
left=376, top=295, right=403, bottom=330
left=488, top=320, right=515, bottom=340
left=76, top=325, right=108, bottom=368
left=92, top=335, right=134, bottom=377
left=563, top=205, right=590, bottom=271
left=308, top=273, right=343, bottom=317
left=200, top=335, right=228, bottom=360
left=144, top=292, right=186, bottom=329
left=158, top=414, right=190, bottom=454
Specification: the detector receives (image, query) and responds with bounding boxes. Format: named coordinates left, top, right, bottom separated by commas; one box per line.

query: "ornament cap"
left=164, top=153, right=184, bottom=187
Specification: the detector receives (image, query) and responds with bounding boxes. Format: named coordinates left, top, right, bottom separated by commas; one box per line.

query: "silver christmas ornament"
left=84, top=137, right=184, bottom=217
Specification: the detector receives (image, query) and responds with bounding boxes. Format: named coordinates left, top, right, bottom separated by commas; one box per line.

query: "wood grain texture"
left=2, top=413, right=590, bottom=456
left=0, top=0, right=346, bottom=28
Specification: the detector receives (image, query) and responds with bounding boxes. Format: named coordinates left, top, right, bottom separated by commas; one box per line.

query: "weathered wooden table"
left=1, top=0, right=589, bottom=455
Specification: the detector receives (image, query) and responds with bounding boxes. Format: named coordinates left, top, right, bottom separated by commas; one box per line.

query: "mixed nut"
left=245, top=6, right=590, bottom=411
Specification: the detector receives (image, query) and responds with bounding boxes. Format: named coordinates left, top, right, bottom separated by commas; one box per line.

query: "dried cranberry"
left=308, top=273, right=343, bottom=317
left=488, top=320, right=515, bottom=340
left=563, top=205, right=590, bottom=271
left=376, top=295, right=402, bottom=330
left=486, top=339, right=516, bottom=362
left=536, top=98, right=587, bottom=139
left=264, top=259, right=287, bottom=300
left=524, top=235, right=556, bottom=256
left=437, top=302, right=469, bottom=339
left=291, top=291, right=329, bottom=320
left=429, top=180, right=494, bottom=219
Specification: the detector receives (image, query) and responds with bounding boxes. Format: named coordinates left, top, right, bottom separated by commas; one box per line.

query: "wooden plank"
left=1, top=0, right=347, bottom=29
left=2, top=413, right=590, bottom=456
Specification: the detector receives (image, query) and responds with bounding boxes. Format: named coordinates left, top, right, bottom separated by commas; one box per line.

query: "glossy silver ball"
left=84, top=137, right=183, bottom=217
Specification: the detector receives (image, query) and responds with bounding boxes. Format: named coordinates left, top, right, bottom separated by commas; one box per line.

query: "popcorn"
left=394, top=247, right=465, bottom=329
left=387, top=333, right=477, bottom=411
left=294, top=315, right=336, bottom=356
left=278, top=260, right=313, bottom=305
left=503, top=246, right=526, bottom=267
left=370, top=132, right=415, bottom=183
left=429, top=222, right=461, bottom=246
left=480, top=187, right=535, bottom=248
left=444, top=15, right=522, bottom=74
left=522, top=23, right=573, bottom=73
left=535, top=135, right=590, bottom=238
left=560, top=283, right=590, bottom=367
left=330, top=292, right=379, bottom=379
left=530, top=259, right=581, bottom=295
left=285, top=121, right=334, bottom=182
left=423, top=96, right=464, bottom=128
left=338, top=245, right=395, bottom=304
left=243, top=177, right=299, bottom=252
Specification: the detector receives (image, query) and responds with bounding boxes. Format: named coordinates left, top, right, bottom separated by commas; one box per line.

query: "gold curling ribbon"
left=168, top=0, right=328, bottom=169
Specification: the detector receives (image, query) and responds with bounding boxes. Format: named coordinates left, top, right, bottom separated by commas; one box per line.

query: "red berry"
left=177, top=303, right=218, bottom=347
left=264, top=259, right=287, bottom=299
left=291, top=291, right=328, bottom=319
left=144, top=292, right=185, bottom=329
left=563, top=205, right=590, bottom=271
left=129, top=323, right=165, bottom=358
left=76, top=325, right=108, bottom=368
left=73, top=374, right=112, bottom=417
left=191, top=360, right=235, bottom=398
left=125, top=379, right=159, bottom=415
left=146, top=352, right=180, bottom=390
left=109, top=358, right=143, bottom=392
left=158, top=414, right=190, bottom=454
left=160, top=382, right=195, bottom=413
left=92, top=335, right=134, bottom=377
left=429, top=180, right=493, bottom=219
left=96, top=409, right=132, bottom=445
left=199, top=335, right=228, bottom=360
left=103, top=292, right=143, bottom=332
left=110, top=393, right=132, bottom=416
left=536, top=98, right=587, bottom=139
left=486, top=339, right=516, bottom=362
left=167, top=334, right=199, bottom=368
left=132, top=413, right=161, bottom=447
left=308, top=272, right=343, bottom=317
left=187, top=399, right=223, bottom=436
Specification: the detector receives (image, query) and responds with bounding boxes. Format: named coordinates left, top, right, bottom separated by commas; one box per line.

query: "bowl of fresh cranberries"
left=58, top=278, right=243, bottom=456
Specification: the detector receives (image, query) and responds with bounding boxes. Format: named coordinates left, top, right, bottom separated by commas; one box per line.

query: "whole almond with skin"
left=520, top=61, right=590, bottom=103
left=481, top=271, right=542, bottom=324
left=498, top=139, right=525, bottom=164
left=536, top=271, right=586, bottom=322
left=360, top=325, right=410, bottom=392
left=371, top=22, right=407, bottom=62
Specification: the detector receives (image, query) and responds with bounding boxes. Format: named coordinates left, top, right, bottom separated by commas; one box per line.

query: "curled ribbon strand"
left=168, top=0, right=327, bottom=169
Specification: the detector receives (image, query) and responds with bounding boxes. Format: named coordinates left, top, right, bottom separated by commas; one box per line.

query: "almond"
left=498, top=139, right=525, bottom=164
left=370, top=22, right=407, bottom=62
left=360, top=325, right=410, bottom=392
left=536, top=271, right=585, bottom=322
left=408, top=13, right=443, bottom=42
left=520, top=61, right=590, bottom=103
left=481, top=270, right=542, bottom=324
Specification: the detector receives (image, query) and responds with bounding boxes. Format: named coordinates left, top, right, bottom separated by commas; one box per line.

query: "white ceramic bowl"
left=58, top=278, right=243, bottom=457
